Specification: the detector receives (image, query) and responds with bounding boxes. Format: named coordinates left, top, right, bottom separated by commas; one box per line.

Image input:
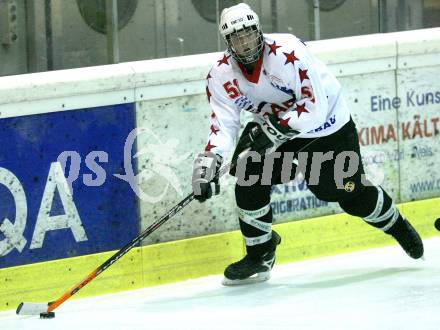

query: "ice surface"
left=2, top=237, right=440, bottom=330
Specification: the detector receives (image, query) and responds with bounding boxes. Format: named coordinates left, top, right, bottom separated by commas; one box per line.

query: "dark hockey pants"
left=233, top=118, right=403, bottom=257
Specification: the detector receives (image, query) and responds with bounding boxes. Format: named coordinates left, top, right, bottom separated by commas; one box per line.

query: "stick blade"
left=16, top=302, right=49, bottom=315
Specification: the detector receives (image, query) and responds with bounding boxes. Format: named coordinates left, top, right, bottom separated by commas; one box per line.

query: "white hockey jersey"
left=204, top=33, right=351, bottom=158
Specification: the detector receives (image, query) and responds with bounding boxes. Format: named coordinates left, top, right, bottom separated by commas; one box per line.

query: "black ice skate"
left=385, top=217, right=424, bottom=259
left=222, top=231, right=281, bottom=286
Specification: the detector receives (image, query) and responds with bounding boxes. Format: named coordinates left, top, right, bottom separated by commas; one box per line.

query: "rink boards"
left=0, top=197, right=439, bottom=312
left=0, top=104, right=139, bottom=268
left=0, top=29, right=439, bottom=311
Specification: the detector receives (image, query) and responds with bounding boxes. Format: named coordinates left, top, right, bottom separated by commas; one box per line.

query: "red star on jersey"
left=267, top=41, right=281, bottom=55
left=206, top=86, right=212, bottom=103
left=280, top=118, right=291, bottom=127
left=217, top=54, right=231, bottom=66
left=283, top=51, right=299, bottom=66
left=205, top=140, right=216, bottom=152
left=210, top=125, right=219, bottom=135
left=299, top=69, right=309, bottom=82
left=294, top=103, right=309, bottom=117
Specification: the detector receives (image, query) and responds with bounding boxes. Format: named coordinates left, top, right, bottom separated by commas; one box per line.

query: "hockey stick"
left=16, top=192, right=196, bottom=317
left=16, top=136, right=321, bottom=317
left=16, top=155, right=237, bottom=317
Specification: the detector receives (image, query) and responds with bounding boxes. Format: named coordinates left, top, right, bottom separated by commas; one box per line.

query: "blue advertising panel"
left=0, top=104, right=139, bottom=268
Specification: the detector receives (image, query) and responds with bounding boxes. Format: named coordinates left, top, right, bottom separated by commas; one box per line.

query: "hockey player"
left=192, top=3, right=424, bottom=286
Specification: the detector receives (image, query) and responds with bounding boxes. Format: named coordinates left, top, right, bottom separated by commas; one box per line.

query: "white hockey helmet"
left=219, top=3, right=264, bottom=65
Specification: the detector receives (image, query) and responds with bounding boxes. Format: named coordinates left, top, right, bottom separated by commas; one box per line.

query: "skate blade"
left=222, top=271, right=271, bottom=286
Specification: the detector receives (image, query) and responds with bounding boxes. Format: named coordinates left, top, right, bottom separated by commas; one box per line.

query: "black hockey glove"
left=263, top=113, right=300, bottom=143
left=231, top=114, right=299, bottom=167
left=192, top=152, right=223, bottom=203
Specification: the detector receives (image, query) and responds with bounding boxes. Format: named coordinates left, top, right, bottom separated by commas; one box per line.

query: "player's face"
left=229, top=27, right=259, bottom=58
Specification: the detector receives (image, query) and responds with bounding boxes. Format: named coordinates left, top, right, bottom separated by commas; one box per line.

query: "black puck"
left=435, top=218, right=440, bottom=231
left=40, top=312, right=55, bottom=319
left=16, top=302, right=23, bottom=315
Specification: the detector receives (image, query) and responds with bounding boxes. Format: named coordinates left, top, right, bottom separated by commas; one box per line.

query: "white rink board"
left=397, top=66, right=440, bottom=201
left=135, top=94, right=239, bottom=242
left=341, top=71, right=400, bottom=198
